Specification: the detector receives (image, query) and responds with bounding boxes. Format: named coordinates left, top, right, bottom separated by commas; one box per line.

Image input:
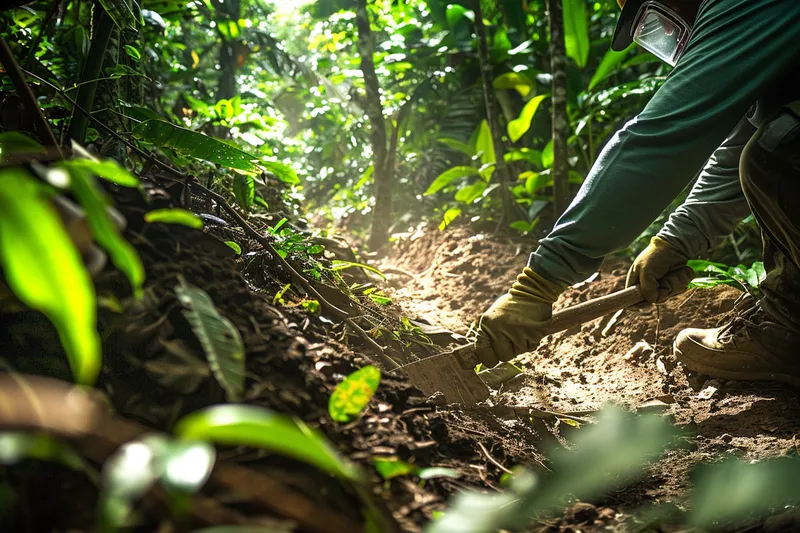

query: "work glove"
left=475, top=268, right=564, bottom=368
left=626, top=236, right=694, bottom=304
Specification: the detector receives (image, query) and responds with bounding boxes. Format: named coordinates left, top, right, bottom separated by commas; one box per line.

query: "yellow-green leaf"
left=438, top=207, right=461, bottom=231
left=68, top=170, right=145, bottom=299
left=144, top=208, right=203, bottom=229
left=507, top=94, right=548, bottom=143
left=328, top=365, right=381, bottom=423
left=0, top=168, right=100, bottom=384
left=493, top=72, right=535, bottom=98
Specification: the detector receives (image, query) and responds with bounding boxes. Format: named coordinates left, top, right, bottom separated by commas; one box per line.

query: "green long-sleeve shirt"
left=530, top=0, right=800, bottom=285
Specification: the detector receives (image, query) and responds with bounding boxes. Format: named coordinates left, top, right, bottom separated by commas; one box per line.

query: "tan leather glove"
left=626, top=236, right=694, bottom=304
left=475, top=268, right=564, bottom=367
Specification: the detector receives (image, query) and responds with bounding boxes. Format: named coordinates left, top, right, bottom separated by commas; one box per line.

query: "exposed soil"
left=380, top=222, right=800, bottom=531
left=0, top=186, right=550, bottom=533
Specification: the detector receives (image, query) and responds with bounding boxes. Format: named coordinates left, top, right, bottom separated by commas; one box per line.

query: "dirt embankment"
left=380, top=223, right=800, bottom=530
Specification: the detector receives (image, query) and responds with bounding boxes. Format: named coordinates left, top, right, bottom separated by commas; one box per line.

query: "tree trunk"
left=355, top=0, right=392, bottom=250
left=473, top=0, right=516, bottom=223
left=548, top=0, right=570, bottom=218
left=68, top=8, right=113, bottom=143
left=214, top=0, right=241, bottom=103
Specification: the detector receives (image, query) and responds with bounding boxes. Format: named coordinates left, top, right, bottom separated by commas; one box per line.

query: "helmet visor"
left=632, top=2, right=691, bottom=66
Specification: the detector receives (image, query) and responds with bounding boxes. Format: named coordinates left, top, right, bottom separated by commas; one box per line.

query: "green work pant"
left=740, top=103, right=800, bottom=346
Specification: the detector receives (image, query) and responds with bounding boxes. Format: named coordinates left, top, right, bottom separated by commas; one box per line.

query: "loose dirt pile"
left=381, top=223, right=800, bottom=531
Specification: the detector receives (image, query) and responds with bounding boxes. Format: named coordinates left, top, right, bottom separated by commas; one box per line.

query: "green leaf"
left=507, top=94, right=548, bottom=143
left=0, top=132, right=46, bottom=159
left=542, top=139, right=554, bottom=169
left=563, top=0, right=590, bottom=68
left=329, top=260, right=387, bottom=280
left=175, top=278, right=245, bottom=402
left=438, top=207, right=461, bottom=231
left=328, top=366, right=381, bottom=423
left=689, top=457, right=800, bottom=527
left=100, top=434, right=215, bottom=531
left=233, top=174, right=254, bottom=213
left=445, top=4, right=469, bottom=29
left=225, top=241, right=242, bottom=255
left=123, top=44, right=141, bottom=61
left=98, top=0, right=142, bottom=30
left=588, top=46, right=632, bottom=91
left=68, top=170, right=145, bottom=299
left=0, top=432, right=96, bottom=480
left=454, top=181, right=488, bottom=204
left=175, top=405, right=359, bottom=481
left=262, top=161, right=299, bottom=185
left=374, top=457, right=416, bottom=480
left=368, top=292, right=392, bottom=306
left=62, top=157, right=139, bottom=188
left=492, top=72, right=536, bottom=98
left=144, top=208, right=204, bottom=229
left=436, top=137, right=474, bottom=157
left=0, top=168, right=100, bottom=385
left=133, top=120, right=259, bottom=173
left=475, top=120, right=496, bottom=168
left=424, top=167, right=480, bottom=196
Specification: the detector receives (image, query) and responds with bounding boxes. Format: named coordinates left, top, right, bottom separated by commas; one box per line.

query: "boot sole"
left=674, top=343, right=800, bottom=389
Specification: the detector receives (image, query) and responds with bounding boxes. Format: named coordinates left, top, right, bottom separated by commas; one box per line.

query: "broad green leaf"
left=492, top=72, right=535, bottom=98
left=233, top=174, right=254, bottom=213
left=507, top=94, right=548, bottom=143
left=133, top=120, right=259, bottom=173
left=505, top=148, right=543, bottom=167
left=588, top=46, right=632, bottom=91
left=175, top=279, right=245, bottom=402
left=425, top=166, right=480, bottom=196
left=0, top=132, right=46, bottom=159
left=690, top=457, right=800, bottom=527
left=98, top=0, right=142, bottom=30
left=563, top=0, right=590, bottom=68
left=328, top=365, right=381, bottom=423
left=436, top=137, right=474, bottom=157
left=439, top=207, right=461, bottom=231
left=68, top=170, right=145, bottom=299
left=329, top=260, right=387, bottom=279
left=0, top=168, right=100, bottom=385
left=62, top=158, right=140, bottom=187
left=0, top=432, right=96, bottom=481
left=428, top=408, right=676, bottom=533
left=262, top=161, right=299, bottom=185
left=374, top=457, right=416, bottom=480
left=368, top=292, right=392, bottom=305
left=175, top=405, right=359, bottom=481
left=225, top=241, right=242, bottom=254
left=445, top=4, right=470, bottom=29
left=144, top=208, right=204, bottom=229
left=475, top=120, right=496, bottom=167
left=454, top=181, right=487, bottom=204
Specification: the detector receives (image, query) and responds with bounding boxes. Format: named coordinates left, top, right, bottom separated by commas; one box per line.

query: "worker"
left=475, top=0, right=800, bottom=386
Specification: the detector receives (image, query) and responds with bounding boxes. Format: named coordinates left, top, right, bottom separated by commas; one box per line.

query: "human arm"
left=530, top=0, right=800, bottom=286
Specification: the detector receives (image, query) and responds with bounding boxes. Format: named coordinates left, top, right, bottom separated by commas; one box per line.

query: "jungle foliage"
left=0, top=0, right=782, bottom=532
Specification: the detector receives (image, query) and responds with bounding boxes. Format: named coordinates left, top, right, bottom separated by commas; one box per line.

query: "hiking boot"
left=673, top=302, right=800, bottom=387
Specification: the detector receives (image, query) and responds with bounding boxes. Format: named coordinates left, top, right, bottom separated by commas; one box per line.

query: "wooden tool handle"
left=542, top=285, right=644, bottom=335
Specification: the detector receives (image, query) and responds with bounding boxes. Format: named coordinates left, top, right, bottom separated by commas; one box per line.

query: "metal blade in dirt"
left=396, top=345, right=490, bottom=405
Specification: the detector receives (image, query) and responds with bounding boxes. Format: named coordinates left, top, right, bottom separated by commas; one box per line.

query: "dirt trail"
left=380, top=223, right=800, bottom=526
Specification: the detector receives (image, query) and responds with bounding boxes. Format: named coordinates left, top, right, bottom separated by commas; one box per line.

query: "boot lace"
left=717, top=304, right=763, bottom=346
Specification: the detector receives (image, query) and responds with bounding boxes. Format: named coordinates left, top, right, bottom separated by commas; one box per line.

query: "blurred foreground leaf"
left=0, top=168, right=100, bottom=384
